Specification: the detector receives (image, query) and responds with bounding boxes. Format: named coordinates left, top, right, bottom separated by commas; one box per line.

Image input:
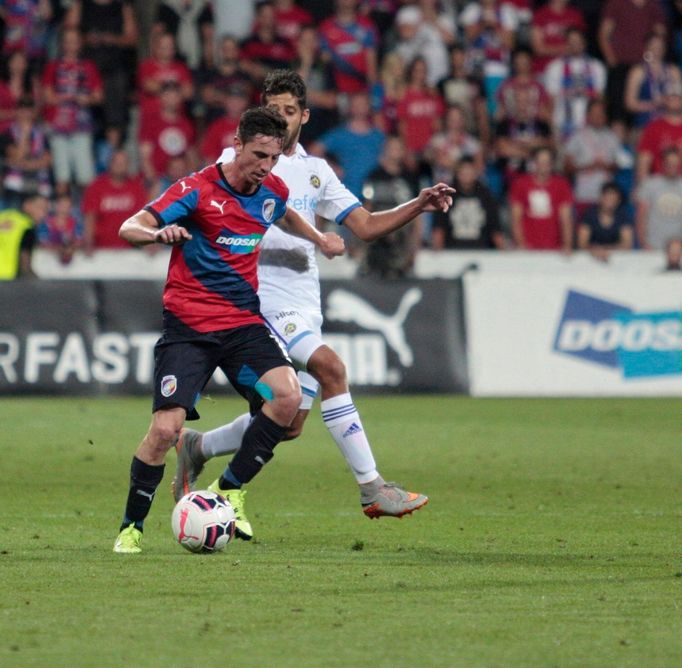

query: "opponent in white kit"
left=173, top=70, right=455, bottom=539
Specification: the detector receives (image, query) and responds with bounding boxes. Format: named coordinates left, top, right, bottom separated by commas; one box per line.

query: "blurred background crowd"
left=3, top=0, right=682, bottom=280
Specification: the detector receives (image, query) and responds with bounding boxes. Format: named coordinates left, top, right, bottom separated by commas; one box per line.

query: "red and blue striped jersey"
left=318, top=16, right=378, bottom=93
left=145, top=163, right=289, bottom=332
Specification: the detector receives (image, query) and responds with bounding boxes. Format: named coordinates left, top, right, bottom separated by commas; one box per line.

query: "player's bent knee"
left=282, top=386, right=303, bottom=417
left=270, top=385, right=301, bottom=424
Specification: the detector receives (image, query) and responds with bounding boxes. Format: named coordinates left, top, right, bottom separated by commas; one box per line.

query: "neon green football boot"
left=113, top=525, right=143, bottom=554
left=208, top=480, right=253, bottom=541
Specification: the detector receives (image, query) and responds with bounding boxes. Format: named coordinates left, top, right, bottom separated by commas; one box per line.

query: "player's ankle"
left=359, top=475, right=385, bottom=492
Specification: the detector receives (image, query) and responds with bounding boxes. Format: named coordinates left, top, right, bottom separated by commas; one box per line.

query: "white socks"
left=201, top=412, right=252, bottom=458
left=320, top=393, right=378, bottom=484
left=199, top=392, right=380, bottom=487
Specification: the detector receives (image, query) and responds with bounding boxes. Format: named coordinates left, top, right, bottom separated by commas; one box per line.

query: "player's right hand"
left=319, top=232, right=345, bottom=259
left=154, top=225, right=192, bottom=245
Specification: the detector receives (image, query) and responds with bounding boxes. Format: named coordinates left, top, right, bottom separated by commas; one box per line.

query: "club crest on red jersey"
left=262, top=198, right=276, bottom=222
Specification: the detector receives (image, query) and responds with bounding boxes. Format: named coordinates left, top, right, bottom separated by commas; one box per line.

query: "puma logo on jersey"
left=326, top=288, right=422, bottom=366
left=210, top=199, right=227, bottom=215
left=180, top=180, right=192, bottom=193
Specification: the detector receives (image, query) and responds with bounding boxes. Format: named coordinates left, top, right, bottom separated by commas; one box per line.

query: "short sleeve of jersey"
left=315, top=158, right=361, bottom=225
left=145, top=175, right=201, bottom=226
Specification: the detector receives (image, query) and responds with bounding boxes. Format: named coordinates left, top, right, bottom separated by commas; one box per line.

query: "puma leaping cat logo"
left=210, top=199, right=227, bottom=215
left=180, top=180, right=192, bottom=193
left=326, top=288, right=422, bottom=366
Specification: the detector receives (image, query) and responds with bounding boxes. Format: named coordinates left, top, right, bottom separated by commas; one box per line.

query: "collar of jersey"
left=216, top=163, right=262, bottom=198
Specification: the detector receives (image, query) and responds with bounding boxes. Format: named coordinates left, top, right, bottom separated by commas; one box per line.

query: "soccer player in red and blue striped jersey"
left=113, top=107, right=345, bottom=553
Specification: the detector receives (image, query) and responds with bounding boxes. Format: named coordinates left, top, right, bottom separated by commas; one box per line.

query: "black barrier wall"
left=0, top=279, right=468, bottom=395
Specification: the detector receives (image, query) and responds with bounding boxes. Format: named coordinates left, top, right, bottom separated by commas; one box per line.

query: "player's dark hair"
left=237, top=107, right=287, bottom=144
left=261, top=69, right=307, bottom=109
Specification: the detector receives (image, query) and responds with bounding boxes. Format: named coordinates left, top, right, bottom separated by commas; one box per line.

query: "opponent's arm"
left=119, top=209, right=192, bottom=246
left=278, top=207, right=345, bottom=258
left=344, top=183, right=455, bottom=243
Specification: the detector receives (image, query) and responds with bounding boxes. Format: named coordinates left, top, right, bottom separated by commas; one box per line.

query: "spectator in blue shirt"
left=311, top=91, right=385, bottom=199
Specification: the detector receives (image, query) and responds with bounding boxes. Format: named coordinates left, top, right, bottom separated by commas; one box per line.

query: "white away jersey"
left=218, top=144, right=360, bottom=314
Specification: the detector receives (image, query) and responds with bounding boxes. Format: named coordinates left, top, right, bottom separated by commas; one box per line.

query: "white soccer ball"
left=171, top=490, right=236, bottom=553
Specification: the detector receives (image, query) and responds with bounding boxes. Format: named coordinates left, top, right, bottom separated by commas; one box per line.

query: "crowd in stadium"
left=3, top=0, right=682, bottom=279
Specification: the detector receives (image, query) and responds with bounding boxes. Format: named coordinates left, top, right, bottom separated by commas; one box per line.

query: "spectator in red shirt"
left=1, top=0, right=52, bottom=68
left=510, top=146, right=574, bottom=251
left=199, top=83, right=250, bottom=164
left=495, top=46, right=552, bottom=125
left=530, top=0, right=586, bottom=75
left=318, top=0, right=379, bottom=94
left=274, top=0, right=313, bottom=46
left=396, top=56, right=444, bottom=170
left=637, top=81, right=682, bottom=182
left=425, top=104, right=484, bottom=183
left=240, top=1, right=297, bottom=83
left=598, top=0, right=666, bottom=123
left=81, top=148, right=147, bottom=252
left=42, top=27, right=103, bottom=195
left=137, top=32, right=194, bottom=121
left=0, top=51, right=40, bottom=135
left=138, top=81, right=196, bottom=182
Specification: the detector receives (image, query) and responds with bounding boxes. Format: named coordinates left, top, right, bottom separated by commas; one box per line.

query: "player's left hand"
left=418, top=183, right=456, bottom=213
left=319, top=231, right=345, bottom=259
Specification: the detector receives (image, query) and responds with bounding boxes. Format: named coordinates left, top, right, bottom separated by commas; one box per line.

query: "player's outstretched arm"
left=119, top=210, right=192, bottom=247
left=278, top=207, right=345, bottom=258
left=345, top=183, right=455, bottom=243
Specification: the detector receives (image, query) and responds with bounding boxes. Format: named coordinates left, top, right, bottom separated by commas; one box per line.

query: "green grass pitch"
left=1, top=396, right=681, bottom=667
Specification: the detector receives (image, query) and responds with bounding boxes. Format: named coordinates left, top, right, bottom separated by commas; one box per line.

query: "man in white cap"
left=394, top=4, right=449, bottom=86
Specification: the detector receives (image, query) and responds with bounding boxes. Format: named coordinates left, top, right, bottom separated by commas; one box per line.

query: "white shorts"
left=263, top=309, right=324, bottom=409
